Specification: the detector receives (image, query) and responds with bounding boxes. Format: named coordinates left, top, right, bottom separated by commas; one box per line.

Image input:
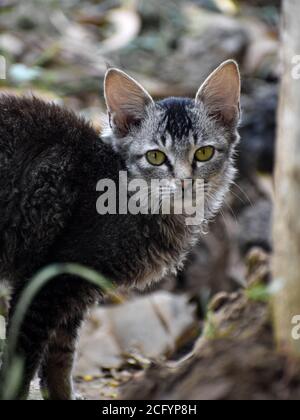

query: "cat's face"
left=103, top=61, right=241, bottom=221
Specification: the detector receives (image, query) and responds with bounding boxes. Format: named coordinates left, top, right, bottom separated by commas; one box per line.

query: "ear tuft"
left=195, top=60, right=241, bottom=125
left=104, top=68, right=154, bottom=137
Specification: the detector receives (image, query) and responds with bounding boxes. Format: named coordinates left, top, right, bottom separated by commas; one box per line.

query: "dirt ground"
left=122, top=295, right=300, bottom=400
left=74, top=294, right=300, bottom=400
left=78, top=248, right=300, bottom=401
left=76, top=250, right=300, bottom=400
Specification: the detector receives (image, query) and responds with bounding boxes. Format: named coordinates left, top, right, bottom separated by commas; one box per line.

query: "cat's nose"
left=180, top=179, right=192, bottom=190
left=174, top=162, right=192, bottom=183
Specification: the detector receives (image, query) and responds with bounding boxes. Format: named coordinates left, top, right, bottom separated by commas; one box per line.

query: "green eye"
left=195, top=146, right=215, bottom=162
left=146, top=150, right=167, bottom=166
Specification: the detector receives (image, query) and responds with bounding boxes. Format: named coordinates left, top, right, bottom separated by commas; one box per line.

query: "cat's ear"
left=195, top=60, right=241, bottom=126
left=104, top=68, right=154, bottom=137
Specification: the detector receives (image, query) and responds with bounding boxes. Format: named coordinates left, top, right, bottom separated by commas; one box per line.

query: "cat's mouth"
left=113, top=173, right=206, bottom=223
left=139, top=179, right=205, bottom=218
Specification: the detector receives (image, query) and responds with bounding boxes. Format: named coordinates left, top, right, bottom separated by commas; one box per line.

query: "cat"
left=0, top=60, right=240, bottom=399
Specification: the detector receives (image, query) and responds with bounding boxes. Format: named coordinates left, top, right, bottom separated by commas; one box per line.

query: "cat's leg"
left=0, top=277, right=95, bottom=400
left=0, top=296, right=53, bottom=400
left=39, top=314, right=83, bottom=400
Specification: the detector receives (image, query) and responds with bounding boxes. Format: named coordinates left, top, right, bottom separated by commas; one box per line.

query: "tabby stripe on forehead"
left=160, top=99, right=193, bottom=139
left=160, top=134, right=167, bottom=147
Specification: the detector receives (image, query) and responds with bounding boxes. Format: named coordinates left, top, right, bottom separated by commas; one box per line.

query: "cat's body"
left=0, top=96, right=197, bottom=288
left=0, top=61, right=241, bottom=399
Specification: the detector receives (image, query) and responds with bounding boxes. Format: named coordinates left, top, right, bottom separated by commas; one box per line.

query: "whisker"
left=229, top=189, right=248, bottom=205
left=231, top=181, right=254, bottom=207
left=206, top=186, right=239, bottom=226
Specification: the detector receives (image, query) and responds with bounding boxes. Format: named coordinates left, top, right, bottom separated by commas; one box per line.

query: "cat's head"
left=102, top=60, right=241, bottom=221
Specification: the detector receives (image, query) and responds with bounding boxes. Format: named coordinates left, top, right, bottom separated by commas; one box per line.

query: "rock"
left=75, top=292, right=197, bottom=377
left=75, top=309, right=123, bottom=376
left=9, top=64, right=42, bottom=83
left=0, top=34, right=24, bottom=56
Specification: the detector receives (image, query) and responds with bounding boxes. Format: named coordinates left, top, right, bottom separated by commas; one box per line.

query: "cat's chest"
left=134, top=217, right=200, bottom=289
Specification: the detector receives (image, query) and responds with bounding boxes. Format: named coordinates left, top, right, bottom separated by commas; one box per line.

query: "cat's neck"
left=156, top=214, right=201, bottom=248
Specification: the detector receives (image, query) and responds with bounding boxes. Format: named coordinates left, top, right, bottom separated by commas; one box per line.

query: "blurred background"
left=0, top=0, right=280, bottom=399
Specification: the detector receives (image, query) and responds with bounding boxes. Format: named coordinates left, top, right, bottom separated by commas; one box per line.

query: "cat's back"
left=0, top=95, right=97, bottom=152
left=0, top=94, right=106, bottom=190
left=0, top=95, right=105, bottom=276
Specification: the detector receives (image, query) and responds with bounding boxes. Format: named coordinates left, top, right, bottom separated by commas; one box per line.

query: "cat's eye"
left=194, top=146, right=215, bottom=162
left=146, top=150, right=167, bottom=166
